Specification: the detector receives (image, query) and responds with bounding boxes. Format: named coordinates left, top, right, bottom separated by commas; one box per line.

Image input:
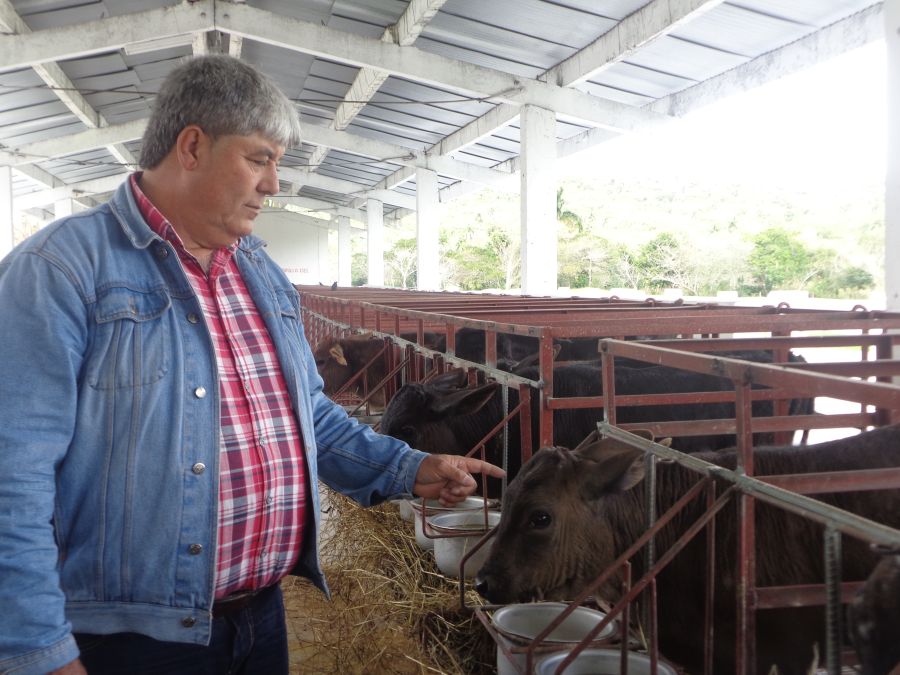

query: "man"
left=0, top=55, right=503, bottom=675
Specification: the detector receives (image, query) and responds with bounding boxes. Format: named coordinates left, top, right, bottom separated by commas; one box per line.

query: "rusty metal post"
left=734, top=377, right=756, bottom=675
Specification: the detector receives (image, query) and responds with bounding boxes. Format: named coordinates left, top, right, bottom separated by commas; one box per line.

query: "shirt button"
left=187, top=313, right=200, bottom=324
left=189, top=544, right=203, bottom=555
left=155, top=245, right=169, bottom=259
left=265, top=495, right=274, bottom=505
left=181, top=616, right=196, bottom=628
left=194, top=386, right=207, bottom=399
left=192, top=462, right=206, bottom=475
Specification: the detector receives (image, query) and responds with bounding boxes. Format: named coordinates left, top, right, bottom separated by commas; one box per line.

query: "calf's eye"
left=528, top=511, right=552, bottom=529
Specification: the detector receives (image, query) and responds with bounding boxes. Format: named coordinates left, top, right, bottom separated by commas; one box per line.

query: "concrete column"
left=886, top=0, right=900, bottom=312
left=519, top=105, right=558, bottom=296
left=318, top=226, right=331, bottom=285
left=54, top=198, right=74, bottom=219
left=0, top=167, right=13, bottom=259
left=337, top=216, right=351, bottom=287
left=416, top=167, right=440, bottom=291
left=366, top=198, right=384, bottom=287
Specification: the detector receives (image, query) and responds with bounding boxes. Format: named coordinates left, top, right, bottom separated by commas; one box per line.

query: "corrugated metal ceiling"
left=0, top=0, right=883, bottom=221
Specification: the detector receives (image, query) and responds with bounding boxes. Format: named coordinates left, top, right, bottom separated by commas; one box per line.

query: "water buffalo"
left=849, top=551, right=900, bottom=674
left=475, top=425, right=900, bottom=675
left=379, top=361, right=813, bottom=482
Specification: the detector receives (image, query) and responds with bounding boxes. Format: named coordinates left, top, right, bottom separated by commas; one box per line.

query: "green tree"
left=742, top=227, right=813, bottom=295
left=385, top=238, right=417, bottom=288
left=351, top=252, right=367, bottom=287
left=557, top=187, right=583, bottom=234
left=635, top=233, right=681, bottom=292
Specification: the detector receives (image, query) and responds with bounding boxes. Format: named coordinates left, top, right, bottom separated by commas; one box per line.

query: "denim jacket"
left=0, top=180, right=427, bottom=675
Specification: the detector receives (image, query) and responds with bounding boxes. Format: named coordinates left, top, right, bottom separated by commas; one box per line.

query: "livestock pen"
left=296, top=286, right=900, bottom=674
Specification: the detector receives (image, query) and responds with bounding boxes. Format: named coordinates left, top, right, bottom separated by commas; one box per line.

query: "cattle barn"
left=301, top=284, right=900, bottom=674
left=2, top=1, right=900, bottom=674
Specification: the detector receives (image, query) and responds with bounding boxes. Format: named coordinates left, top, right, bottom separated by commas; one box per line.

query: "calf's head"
left=475, top=433, right=648, bottom=604
left=379, top=371, right=498, bottom=454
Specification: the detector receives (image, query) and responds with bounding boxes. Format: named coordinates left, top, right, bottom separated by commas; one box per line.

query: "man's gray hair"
left=139, top=55, right=302, bottom=169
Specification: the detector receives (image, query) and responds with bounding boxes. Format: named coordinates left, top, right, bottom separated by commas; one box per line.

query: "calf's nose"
left=474, top=575, right=490, bottom=599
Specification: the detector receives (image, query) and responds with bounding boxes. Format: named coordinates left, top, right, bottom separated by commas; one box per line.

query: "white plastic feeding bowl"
left=428, top=509, right=501, bottom=578
left=491, top=602, right=617, bottom=675
left=536, top=648, right=679, bottom=675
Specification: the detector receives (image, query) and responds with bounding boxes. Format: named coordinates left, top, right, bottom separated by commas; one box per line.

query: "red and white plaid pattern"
left=131, top=175, right=307, bottom=598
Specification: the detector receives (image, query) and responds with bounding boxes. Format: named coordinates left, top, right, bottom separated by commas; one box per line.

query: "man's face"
left=191, top=131, right=284, bottom=249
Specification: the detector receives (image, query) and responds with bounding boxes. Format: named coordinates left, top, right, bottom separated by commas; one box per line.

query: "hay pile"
left=282, top=488, right=496, bottom=674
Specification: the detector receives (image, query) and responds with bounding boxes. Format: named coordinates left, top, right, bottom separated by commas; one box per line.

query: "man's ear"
left=175, top=125, right=206, bottom=170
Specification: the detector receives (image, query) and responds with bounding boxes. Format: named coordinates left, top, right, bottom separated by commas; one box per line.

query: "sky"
left=559, top=40, right=887, bottom=191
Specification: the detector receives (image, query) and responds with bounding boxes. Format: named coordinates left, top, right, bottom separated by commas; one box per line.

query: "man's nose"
left=260, top=162, right=280, bottom=196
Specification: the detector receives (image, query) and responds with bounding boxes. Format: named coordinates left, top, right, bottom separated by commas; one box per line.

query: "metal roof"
left=0, top=0, right=884, bottom=223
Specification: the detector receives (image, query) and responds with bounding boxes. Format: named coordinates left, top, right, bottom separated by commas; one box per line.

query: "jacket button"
left=194, top=386, right=207, bottom=399
left=187, top=313, right=200, bottom=324
left=181, top=616, right=196, bottom=628
left=155, top=245, right=169, bottom=259
left=189, top=543, right=203, bottom=555
left=192, top=462, right=206, bottom=475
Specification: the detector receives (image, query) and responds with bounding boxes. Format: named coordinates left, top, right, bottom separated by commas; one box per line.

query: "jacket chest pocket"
left=87, top=287, right=172, bottom=390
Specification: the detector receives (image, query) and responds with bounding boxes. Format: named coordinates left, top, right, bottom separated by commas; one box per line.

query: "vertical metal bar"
left=643, top=452, right=657, bottom=645
left=824, top=526, right=843, bottom=675
left=734, top=377, right=756, bottom=675
left=519, top=384, right=533, bottom=465
left=649, top=576, right=658, bottom=675
left=501, top=385, right=509, bottom=494
left=704, top=481, right=717, bottom=675
left=621, top=562, right=631, bottom=675
left=539, top=328, right=554, bottom=448
left=600, top=349, right=617, bottom=426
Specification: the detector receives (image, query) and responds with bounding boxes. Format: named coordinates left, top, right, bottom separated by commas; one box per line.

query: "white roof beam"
left=279, top=167, right=416, bottom=210
left=0, top=119, right=145, bottom=167
left=306, top=0, right=447, bottom=170
left=375, top=0, right=714, bottom=199
left=269, top=196, right=366, bottom=222
left=218, top=4, right=665, bottom=131
left=546, top=0, right=726, bottom=88
left=649, top=2, right=884, bottom=117
left=0, top=3, right=662, bottom=132
left=13, top=163, right=64, bottom=190
left=302, top=124, right=512, bottom=188
left=0, top=1, right=214, bottom=71
left=15, top=173, right=127, bottom=210
left=0, top=0, right=138, bottom=170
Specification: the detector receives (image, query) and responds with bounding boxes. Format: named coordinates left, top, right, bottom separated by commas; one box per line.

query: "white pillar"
left=886, top=0, right=900, bottom=312
left=416, top=167, right=440, bottom=291
left=366, top=198, right=384, bottom=287
left=519, top=105, right=558, bottom=297
left=318, top=226, right=331, bottom=285
left=337, top=215, right=351, bottom=287
left=0, top=167, right=13, bottom=259
left=54, top=198, right=74, bottom=219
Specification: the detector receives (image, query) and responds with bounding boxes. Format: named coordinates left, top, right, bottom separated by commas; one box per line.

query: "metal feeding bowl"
left=492, top=602, right=618, bottom=675
left=408, top=496, right=498, bottom=550
left=428, top=509, right=501, bottom=578
left=537, top=648, right=679, bottom=675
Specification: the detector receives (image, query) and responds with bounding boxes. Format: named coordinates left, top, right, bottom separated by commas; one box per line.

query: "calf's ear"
left=430, top=382, right=499, bottom=416
left=329, top=344, right=348, bottom=366
left=576, top=438, right=646, bottom=499
left=428, top=368, right=468, bottom=390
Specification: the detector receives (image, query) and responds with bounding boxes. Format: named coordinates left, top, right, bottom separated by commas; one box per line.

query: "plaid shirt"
left=130, top=175, right=307, bottom=598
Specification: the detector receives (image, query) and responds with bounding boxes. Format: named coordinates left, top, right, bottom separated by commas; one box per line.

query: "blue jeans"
left=74, top=585, right=289, bottom=675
